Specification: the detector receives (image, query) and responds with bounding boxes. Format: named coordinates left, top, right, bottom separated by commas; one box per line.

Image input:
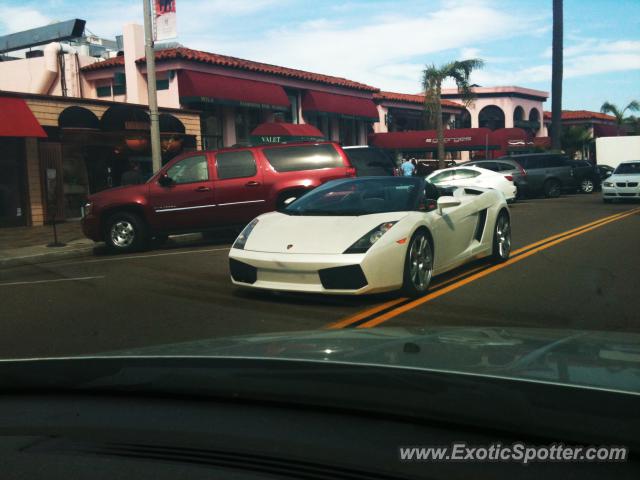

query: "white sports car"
left=229, top=177, right=511, bottom=296
left=427, top=165, right=518, bottom=203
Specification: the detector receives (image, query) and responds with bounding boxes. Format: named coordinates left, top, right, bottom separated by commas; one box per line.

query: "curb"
left=0, top=244, right=95, bottom=268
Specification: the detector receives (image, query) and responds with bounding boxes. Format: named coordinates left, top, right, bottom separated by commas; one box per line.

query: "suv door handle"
left=245, top=181, right=261, bottom=187
left=195, top=186, right=212, bottom=192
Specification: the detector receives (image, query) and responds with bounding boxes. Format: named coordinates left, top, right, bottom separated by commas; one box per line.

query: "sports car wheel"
left=492, top=212, right=511, bottom=263
left=402, top=230, right=433, bottom=297
left=580, top=178, right=595, bottom=193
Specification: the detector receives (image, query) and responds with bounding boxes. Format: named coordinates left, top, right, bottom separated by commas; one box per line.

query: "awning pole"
left=143, top=0, right=162, bottom=173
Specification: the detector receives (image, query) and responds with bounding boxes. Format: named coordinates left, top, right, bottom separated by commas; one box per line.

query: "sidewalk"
left=0, top=221, right=95, bottom=268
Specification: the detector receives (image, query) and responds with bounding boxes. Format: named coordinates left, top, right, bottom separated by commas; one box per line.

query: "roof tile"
left=82, top=47, right=378, bottom=92
left=374, top=91, right=465, bottom=108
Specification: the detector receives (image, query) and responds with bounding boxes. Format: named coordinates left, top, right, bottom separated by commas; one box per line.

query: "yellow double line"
left=326, top=207, right=639, bottom=330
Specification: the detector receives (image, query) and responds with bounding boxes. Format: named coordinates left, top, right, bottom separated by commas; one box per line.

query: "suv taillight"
left=505, top=175, right=514, bottom=182
left=346, top=167, right=356, bottom=177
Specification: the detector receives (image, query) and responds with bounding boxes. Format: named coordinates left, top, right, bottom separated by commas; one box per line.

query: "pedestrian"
left=121, top=161, right=143, bottom=185
left=400, top=157, right=416, bottom=177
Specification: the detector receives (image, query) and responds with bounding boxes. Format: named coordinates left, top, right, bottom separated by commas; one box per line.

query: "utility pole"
left=142, top=0, right=162, bottom=172
left=551, top=0, right=563, bottom=151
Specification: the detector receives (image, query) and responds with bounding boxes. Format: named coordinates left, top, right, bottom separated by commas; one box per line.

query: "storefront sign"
left=425, top=136, right=472, bottom=144
left=154, top=0, right=177, bottom=41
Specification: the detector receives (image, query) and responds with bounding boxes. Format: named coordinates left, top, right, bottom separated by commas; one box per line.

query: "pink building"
left=441, top=86, right=548, bottom=138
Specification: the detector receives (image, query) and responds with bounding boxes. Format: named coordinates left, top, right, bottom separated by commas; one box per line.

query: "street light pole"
left=142, top=0, right=162, bottom=173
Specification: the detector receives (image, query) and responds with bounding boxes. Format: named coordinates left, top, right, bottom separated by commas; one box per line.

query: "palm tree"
left=561, top=125, right=592, bottom=160
left=422, top=59, right=484, bottom=169
left=551, top=0, right=563, bottom=151
left=600, top=100, right=640, bottom=133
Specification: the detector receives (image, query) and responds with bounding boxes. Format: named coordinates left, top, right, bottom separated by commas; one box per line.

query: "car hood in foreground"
left=243, top=211, right=410, bottom=254
left=103, top=326, right=640, bottom=394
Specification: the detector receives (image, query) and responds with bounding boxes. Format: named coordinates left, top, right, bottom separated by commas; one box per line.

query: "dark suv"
left=82, top=142, right=355, bottom=252
left=500, top=153, right=576, bottom=198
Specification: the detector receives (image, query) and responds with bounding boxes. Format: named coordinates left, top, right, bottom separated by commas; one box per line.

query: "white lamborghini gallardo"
left=228, top=177, right=511, bottom=297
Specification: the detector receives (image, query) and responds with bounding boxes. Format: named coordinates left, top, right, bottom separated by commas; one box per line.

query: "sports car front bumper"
left=228, top=245, right=405, bottom=295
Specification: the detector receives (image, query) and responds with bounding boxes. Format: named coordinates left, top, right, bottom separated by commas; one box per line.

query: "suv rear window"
left=263, top=144, right=343, bottom=172
left=216, top=150, right=257, bottom=179
left=344, top=148, right=395, bottom=176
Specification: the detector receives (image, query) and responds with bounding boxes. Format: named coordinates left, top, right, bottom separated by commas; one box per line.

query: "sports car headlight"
left=603, top=181, right=614, bottom=187
left=233, top=218, right=259, bottom=250
left=344, top=222, right=397, bottom=254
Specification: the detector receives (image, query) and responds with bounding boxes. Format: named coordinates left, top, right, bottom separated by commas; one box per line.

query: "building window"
left=112, top=84, right=126, bottom=96
left=156, top=79, right=170, bottom=90
left=284, top=90, right=299, bottom=124
left=235, top=107, right=261, bottom=146
left=96, top=85, right=112, bottom=97
left=201, top=110, right=223, bottom=150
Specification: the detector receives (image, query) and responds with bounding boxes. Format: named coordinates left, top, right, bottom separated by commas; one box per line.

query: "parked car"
left=426, top=166, right=517, bottom=203
left=415, top=159, right=457, bottom=176
left=566, top=160, right=599, bottom=193
left=82, top=141, right=355, bottom=252
left=342, top=146, right=398, bottom=176
left=602, top=160, right=640, bottom=202
left=461, top=159, right=528, bottom=196
left=500, top=153, right=576, bottom=198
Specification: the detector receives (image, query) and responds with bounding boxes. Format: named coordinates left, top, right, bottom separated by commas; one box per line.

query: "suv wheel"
left=543, top=179, right=561, bottom=198
left=105, top=212, right=148, bottom=253
left=580, top=178, right=595, bottom=193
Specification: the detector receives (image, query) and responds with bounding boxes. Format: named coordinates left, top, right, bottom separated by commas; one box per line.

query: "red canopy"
left=369, top=128, right=494, bottom=151
left=251, top=122, right=323, bottom=137
left=178, top=70, right=290, bottom=110
left=302, top=90, right=378, bottom=119
left=0, top=97, right=47, bottom=138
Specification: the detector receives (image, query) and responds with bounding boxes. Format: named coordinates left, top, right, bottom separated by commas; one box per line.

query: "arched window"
left=59, top=106, right=100, bottom=129
left=513, top=106, right=525, bottom=124
left=478, top=105, right=505, bottom=131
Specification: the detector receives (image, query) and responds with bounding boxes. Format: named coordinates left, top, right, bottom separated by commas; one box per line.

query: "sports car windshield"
left=283, top=177, right=423, bottom=216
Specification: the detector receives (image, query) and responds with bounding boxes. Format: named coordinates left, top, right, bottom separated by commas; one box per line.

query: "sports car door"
left=433, top=194, right=485, bottom=270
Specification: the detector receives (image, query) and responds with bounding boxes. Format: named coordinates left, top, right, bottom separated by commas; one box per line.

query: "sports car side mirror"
left=436, top=196, right=461, bottom=215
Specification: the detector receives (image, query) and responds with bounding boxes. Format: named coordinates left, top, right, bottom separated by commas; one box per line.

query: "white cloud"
left=205, top=2, right=539, bottom=91
left=0, top=7, right=51, bottom=34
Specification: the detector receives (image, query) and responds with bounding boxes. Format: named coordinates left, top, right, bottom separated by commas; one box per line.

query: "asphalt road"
left=1, top=194, right=639, bottom=358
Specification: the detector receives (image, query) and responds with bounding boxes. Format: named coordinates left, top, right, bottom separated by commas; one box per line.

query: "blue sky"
left=2, top=0, right=639, bottom=111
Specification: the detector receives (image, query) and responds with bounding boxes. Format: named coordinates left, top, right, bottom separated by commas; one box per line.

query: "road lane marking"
left=0, top=276, right=104, bottom=287
left=356, top=207, right=639, bottom=328
left=56, top=247, right=231, bottom=266
left=326, top=264, right=488, bottom=329
left=510, top=209, right=633, bottom=256
left=326, top=298, right=406, bottom=329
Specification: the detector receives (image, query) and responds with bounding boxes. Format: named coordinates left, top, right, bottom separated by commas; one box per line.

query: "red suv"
left=82, top=142, right=355, bottom=252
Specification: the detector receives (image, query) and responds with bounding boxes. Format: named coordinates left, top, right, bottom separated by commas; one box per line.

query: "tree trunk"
left=435, top=84, right=445, bottom=170
left=551, top=0, right=563, bottom=151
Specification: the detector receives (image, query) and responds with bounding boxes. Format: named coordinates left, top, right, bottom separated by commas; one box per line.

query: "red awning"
left=251, top=122, right=323, bottom=137
left=0, top=97, right=47, bottom=138
left=178, top=70, right=290, bottom=110
left=488, top=128, right=532, bottom=148
left=302, top=90, right=378, bottom=119
left=369, top=128, right=494, bottom=150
